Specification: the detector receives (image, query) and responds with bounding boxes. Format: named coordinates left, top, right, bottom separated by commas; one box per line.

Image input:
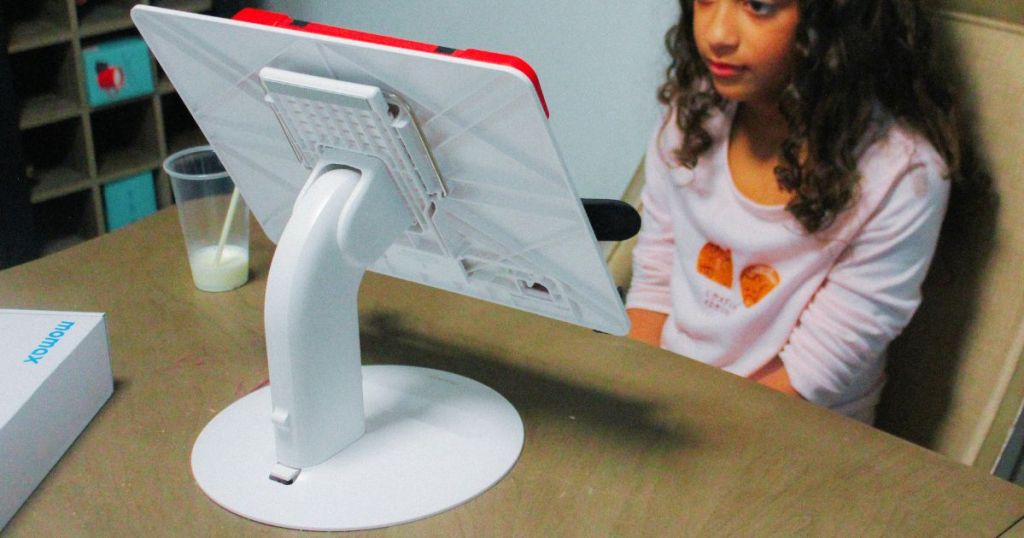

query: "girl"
left=626, top=0, right=960, bottom=422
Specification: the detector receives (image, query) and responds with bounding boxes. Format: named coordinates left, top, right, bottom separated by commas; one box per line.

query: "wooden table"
left=3, top=209, right=1024, bottom=536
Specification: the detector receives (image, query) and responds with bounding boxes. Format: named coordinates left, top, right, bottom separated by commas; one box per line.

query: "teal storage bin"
left=103, top=172, right=157, bottom=231
left=83, top=37, right=154, bottom=107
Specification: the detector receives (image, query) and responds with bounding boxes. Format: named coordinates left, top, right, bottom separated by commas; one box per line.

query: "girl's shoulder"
left=649, top=103, right=733, bottom=190
left=835, top=118, right=952, bottom=236
left=857, top=117, right=949, bottom=196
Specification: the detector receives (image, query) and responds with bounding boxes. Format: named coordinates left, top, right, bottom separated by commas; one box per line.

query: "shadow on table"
left=359, top=311, right=693, bottom=450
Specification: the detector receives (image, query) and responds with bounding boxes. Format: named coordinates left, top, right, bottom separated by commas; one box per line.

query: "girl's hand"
left=627, top=308, right=668, bottom=348
left=750, top=356, right=804, bottom=398
left=628, top=308, right=804, bottom=400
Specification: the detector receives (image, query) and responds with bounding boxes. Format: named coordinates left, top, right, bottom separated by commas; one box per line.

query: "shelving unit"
left=3, top=0, right=213, bottom=252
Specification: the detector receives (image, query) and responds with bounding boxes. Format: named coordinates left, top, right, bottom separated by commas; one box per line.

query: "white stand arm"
left=264, top=157, right=411, bottom=469
left=191, top=154, right=523, bottom=531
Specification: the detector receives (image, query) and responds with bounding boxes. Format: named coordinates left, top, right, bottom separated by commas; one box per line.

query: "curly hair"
left=660, top=0, right=961, bottom=233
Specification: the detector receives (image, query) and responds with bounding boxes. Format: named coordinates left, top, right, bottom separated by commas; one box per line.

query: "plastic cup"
left=164, top=146, right=250, bottom=292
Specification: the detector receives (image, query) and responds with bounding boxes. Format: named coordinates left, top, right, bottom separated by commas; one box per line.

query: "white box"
left=0, top=309, right=113, bottom=529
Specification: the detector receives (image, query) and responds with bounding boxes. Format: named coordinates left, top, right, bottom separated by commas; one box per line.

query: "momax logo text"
left=24, top=321, right=75, bottom=364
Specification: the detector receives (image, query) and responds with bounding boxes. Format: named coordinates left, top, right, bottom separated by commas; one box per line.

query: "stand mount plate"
left=192, top=365, right=524, bottom=531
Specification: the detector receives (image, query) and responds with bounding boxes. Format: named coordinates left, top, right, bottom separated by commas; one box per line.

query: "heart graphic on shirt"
left=696, top=242, right=733, bottom=288
left=739, top=264, right=780, bottom=307
left=696, top=242, right=780, bottom=308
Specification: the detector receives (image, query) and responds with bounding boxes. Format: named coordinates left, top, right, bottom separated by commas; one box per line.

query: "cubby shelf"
left=78, top=2, right=137, bottom=38
left=7, top=24, right=73, bottom=54
left=18, top=95, right=82, bottom=130
left=5, top=1, right=74, bottom=54
left=3, top=0, right=213, bottom=253
left=22, top=117, right=89, bottom=203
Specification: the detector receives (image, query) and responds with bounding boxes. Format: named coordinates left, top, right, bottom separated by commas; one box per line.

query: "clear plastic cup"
left=164, top=146, right=250, bottom=292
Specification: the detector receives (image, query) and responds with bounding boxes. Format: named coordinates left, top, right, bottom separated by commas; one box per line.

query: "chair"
left=606, top=10, right=1024, bottom=474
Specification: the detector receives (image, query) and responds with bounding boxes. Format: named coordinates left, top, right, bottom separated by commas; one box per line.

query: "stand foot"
left=191, top=365, right=524, bottom=531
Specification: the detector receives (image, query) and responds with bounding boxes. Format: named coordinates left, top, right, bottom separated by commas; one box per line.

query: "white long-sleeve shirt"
left=626, top=106, right=950, bottom=422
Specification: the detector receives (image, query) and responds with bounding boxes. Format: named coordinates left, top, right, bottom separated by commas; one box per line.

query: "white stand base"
left=191, top=365, right=524, bottom=531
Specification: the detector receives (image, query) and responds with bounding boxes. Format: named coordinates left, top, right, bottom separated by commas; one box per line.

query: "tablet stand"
left=190, top=70, right=524, bottom=531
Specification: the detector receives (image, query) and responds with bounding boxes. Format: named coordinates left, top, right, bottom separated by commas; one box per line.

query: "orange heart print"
left=696, top=242, right=779, bottom=307
left=739, top=264, right=780, bottom=307
left=696, top=243, right=733, bottom=288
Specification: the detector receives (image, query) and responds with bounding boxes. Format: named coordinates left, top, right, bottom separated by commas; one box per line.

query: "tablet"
left=133, top=5, right=628, bottom=336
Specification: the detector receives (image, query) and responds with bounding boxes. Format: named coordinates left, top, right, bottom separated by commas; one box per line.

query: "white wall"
left=257, top=0, right=677, bottom=199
